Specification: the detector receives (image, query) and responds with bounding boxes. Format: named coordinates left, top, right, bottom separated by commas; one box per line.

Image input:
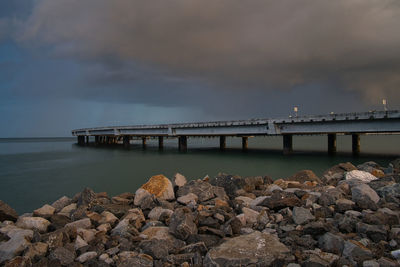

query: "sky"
left=0, top=0, right=399, bottom=137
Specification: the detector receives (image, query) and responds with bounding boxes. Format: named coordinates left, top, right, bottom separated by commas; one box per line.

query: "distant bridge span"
left=72, top=110, right=400, bottom=154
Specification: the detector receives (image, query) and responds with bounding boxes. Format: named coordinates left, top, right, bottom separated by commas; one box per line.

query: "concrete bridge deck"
left=72, top=110, right=400, bottom=154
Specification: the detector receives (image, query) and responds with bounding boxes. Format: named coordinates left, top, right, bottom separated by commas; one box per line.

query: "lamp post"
left=294, top=106, right=298, bottom=118
left=383, top=99, right=387, bottom=112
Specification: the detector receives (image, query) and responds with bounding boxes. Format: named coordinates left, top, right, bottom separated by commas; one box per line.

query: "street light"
left=294, top=106, right=298, bottom=118
left=383, top=99, right=387, bottom=111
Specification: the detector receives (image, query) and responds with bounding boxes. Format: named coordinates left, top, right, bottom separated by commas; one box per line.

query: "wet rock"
left=0, top=200, right=18, bottom=222
left=177, top=193, right=198, bottom=205
left=322, top=162, right=357, bottom=185
left=139, top=174, right=175, bottom=201
left=169, top=207, right=197, bottom=240
left=16, top=217, right=50, bottom=233
left=177, top=180, right=215, bottom=202
left=352, top=184, right=380, bottom=210
left=285, top=170, right=322, bottom=183
left=259, top=191, right=301, bottom=211
left=346, top=170, right=378, bottom=183
left=318, top=232, right=344, bottom=255
left=174, top=173, right=187, bottom=187
left=342, top=240, right=374, bottom=265
left=76, top=251, right=97, bottom=263
left=292, top=206, right=315, bottom=225
left=204, top=231, right=290, bottom=266
left=48, top=247, right=76, bottom=266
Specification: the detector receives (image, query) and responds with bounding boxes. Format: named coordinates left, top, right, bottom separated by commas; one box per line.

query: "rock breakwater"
left=1, top=159, right=400, bottom=266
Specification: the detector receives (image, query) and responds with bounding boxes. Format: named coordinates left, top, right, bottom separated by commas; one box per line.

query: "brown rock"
left=140, top=174, right=175, bottom=200
left=285, top=170, right=322, bottom=184
left=0, top=200, right=18, bottom=222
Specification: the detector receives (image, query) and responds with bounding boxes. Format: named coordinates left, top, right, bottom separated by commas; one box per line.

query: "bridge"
left=72, top=110, right=400, bottom=154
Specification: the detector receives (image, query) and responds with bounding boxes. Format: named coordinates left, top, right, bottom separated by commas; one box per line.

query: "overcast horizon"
left=1, top=0, right=400, bottom=137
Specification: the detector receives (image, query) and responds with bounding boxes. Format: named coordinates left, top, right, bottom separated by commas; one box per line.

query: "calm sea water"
left=0, top=135, right=399, bottom=213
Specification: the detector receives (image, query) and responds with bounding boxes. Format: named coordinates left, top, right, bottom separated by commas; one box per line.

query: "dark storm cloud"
left=13, top=0, right=400, bottom=110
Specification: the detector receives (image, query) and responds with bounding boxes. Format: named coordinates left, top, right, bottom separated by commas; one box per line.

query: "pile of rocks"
left=1, top=159, right=400, bottom=266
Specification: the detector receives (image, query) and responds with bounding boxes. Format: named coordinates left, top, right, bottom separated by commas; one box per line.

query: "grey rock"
left=177, top=180, right=215, bottom=202
left=377, top=257, right=399, bottom=267
left=0, top=200, right=18, bottom=222
left=169, top=207, right=197, bottom=240
left=111, top=218, right=139, bottom=239
left=335, top=199, right=356, bottom=213
left=318, top=232, right=344, bottom=255
left=285, top=170, right=322, bottom=183
left=302, top=248, right=340, bottom=266
left=204, top=231, right=290, bottom=266
left=357, top=223, right=387, bottom=242
left=292, top=207, right=315, bottom=225
left=377, top=183, right=400, bottom=204
left=322, top=162, right=357, bottom=185
left=33, top=204, right=56, bottom=218
left=65, top=218, right=91, bottom=229
left=351, top=184, right=380, bottom=210
left=0, top=226, right=33, bottom=263
left=177, top=193, right=198, bottom=205
left=76, top=251, right=97, bottom=263
left=342, top=240, right=374, bottom=266
left=51, top=196, right=72, bottom=212
left=363, top=259, right=380, bottom=267
left=139, top=239, right=170, bottom=259
left=16, top=217, right=51, bottom=233
left=209, top=174, right=245, bottom=198
left=48, top=247, right=76, bottom=266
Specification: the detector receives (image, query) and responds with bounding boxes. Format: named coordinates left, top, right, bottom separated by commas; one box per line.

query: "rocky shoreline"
left=1, top=159, right=400, bottom=266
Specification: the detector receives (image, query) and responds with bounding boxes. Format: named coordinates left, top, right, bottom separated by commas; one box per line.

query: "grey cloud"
left=15, top=0, right=400, bottom=108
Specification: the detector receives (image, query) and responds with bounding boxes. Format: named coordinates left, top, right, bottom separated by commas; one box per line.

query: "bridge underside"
left=72, top=111, right=400, bottom=155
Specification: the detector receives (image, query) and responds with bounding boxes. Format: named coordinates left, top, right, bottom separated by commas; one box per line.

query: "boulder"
left=356, top=222, right=387, bottom=242
left=335, top=199, right=356, bottom=213
left=169, top=207, right=197, bottom=240
left=77, top=187, right=96, bottom=207
left=259, top=191, right=301, bottom=211
left=147, top=207, right=173, bottom=222
left=204, top=231, right=290, bottom=266
left=241, top=207, right=259, bottom=225
left=351, top=184, right=380, bottom=210
left=177, top=180, right=216, bottom=202
left=76, top=251, right=97, bottom=263
left=174, top=173, right=187, bottom=187
left=285, top=170, right=322, bottom=183
left=177, top=193, right=198, bottom=205
left=133, top=188, right=153, bottom=207
left=51, top=196, right=72, bottom=212
left=318, top=232, right=344, bottom=255
left=111, top=219, right=139, bottom=239
left=98, top=211, right=118, bottom=225
left=58, top=203, right=77, bottom=218
left=0, top=201, right=18, bottom=222
left=24, top=242, right=48, bottom=260
left=346, top=170, right=378, bottom=183
left=16, top=217, right=50, bottom=233
left=322, top=162, right=357, bottom=185
left=292, top=206, right=315, bottom=225
left=65, top=218, right=91, bottom=230
left=376, top=183, right=400, bottom=204
left=0, top=226, right=33, bottom=263
left=139, top=174, right=175, bottom=200
left=48, top=247, right=76, bottom=266
left=209, top=174, right=245, bottom=198
left=342, top=240, right=374, bottom=265
left=33, top=204, right=56, bottom=218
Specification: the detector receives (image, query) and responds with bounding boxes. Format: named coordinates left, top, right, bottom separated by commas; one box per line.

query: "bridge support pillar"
left=328, top=134, right=337, bottom=154
left=85, top=136, right=89, bottom=145
left=77, top=136, right=85, bottom=145
left=283, top=134, right=293, bottom=154
left=179, top=136, right=187, bottom=152
left=123, top=136, right=130, bottom=149
left=95, top=136, right=99, bottom=146
left=142, top=137, right=147, bottom=148
left=352, top=134, right=360, bottom=155
left=220, top=136, right=226, bottom=150
left=158, top=137, right=164, bottom=150
left=242, top=137, right=248, bottom=151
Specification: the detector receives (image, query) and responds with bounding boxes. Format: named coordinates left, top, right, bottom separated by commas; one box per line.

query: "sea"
left=0, top=135, right=399, bottom=214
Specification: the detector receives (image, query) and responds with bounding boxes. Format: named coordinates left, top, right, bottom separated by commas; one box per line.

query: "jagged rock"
left=169, top=207, right=197, bottom=240
left=241, top=207, right=259, bottom=225
left=58, top=203, right=77, bottom=218
left=318, top=232, right=344, bottom=255
left=335, top=199, right=356, bottom=213
left=292, top=207, right=315, bottom=225
left=177, top=180, right=215, bottom=202
left=356, top=222, right=387, bottom=242
left=139, top=239, right=170, bottom=259
left=111, top=196, right=130, bottom=205
left=147, top=207, right=173, bottom=222
left=210, top=174, right=245, bottom=198
left=111, top=219, right=139, bottom=239
left=76, top=251, right=97, bottom=263
left=259, top=191, right=301, bottom=210
left=235, top=196, right=254, bottom=207
left=65, top=218, right=91, bottom=230
left=139, top=174, right=175, bottom=200
left=51, top=196, right=72, bottom=212
left=49, top=214, right=71, bottom=230
left=33, top=204, right=56, bottom=218
left=363, top=259, right=380, bottom=267
left=322, top=162, right=357, bottom=185
left=346, top=170, right=378, bottom=183
left=303, top=221, right=330, bottom=237
left=285, top=170, right=322, bottom=183
left=98, top=211, right=118, bottom=225
left=177, top=193, right=198, bottom=205
left=48, top=247, right=76, bottom=266
left=123, top=208, right=145, bottom=229
left=3, top=256, right=31, bottom=267
left=74, top=235, right=88, bottom=250
left=0, top=226, right=33, bottom=263
left=302, top=248, right=340, bottom=266
left=0, top=200, right=18, bottom=222
left=118, top=253, right=153, bottom=267
left=342, top=240, right=374, bottom=265
left=352, top=184, right=380, bottom=210
left=357, top=161, right=381, bottom=172
left=378, top=257, right=399, bottom=266
left=318, top=188, right=344, bottom=207
left=174, top=173, right=187, bottom=187
left=16, top=217, right=50, bottom=233
left=24, top=242, right=48, bottom=260
left=265, top=184, right=282, bottom=193
left=204, top=231, right=290, bottom=266
left=377, top=183, right=400, bottom=204
left=77, top=187, right=96, bottom=207
left=77, top=228, right=96, bottom=243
